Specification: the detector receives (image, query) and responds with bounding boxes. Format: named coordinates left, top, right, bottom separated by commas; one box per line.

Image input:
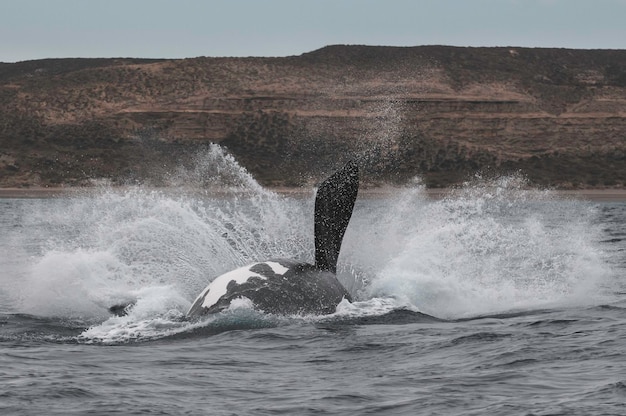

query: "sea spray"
left=13, top=146, right=311, bottom=324
left=3, top=145, right=614, bottom=342
left=337, top=182, right=430, bottom=297
left=367, top=174, right=612, bottom=319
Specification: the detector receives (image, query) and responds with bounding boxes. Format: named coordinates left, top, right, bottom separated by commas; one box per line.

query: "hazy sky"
left=2, top=0, right=625, bottom=62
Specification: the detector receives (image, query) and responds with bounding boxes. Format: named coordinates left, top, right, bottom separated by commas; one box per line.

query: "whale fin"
left=314, top=160, right=359, bottom=273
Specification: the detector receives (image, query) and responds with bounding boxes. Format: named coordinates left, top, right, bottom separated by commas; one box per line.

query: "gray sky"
left=2, top=0, right=625, bottom=63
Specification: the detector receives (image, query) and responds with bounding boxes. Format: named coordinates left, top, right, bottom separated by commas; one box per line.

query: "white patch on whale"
left=265, top=261, right=289, bottom=275
left=196, top=264, right=267, bottom=310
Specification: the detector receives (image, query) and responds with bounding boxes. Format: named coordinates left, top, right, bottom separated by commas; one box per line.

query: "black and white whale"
left=185, top=160, right=359, bottom=317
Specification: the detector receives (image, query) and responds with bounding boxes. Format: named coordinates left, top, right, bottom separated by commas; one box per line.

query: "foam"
left=3, top=145, right=616, bottom=342
left=365, top=175, right=613, bottom=319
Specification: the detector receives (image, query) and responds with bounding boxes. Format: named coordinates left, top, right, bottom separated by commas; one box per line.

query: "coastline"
left=0, top=188, right=80, bottom=199
left=2, top=187, right=626, bottom=201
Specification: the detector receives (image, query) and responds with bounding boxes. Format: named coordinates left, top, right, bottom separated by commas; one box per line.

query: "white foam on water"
left=5, top=145, right=309, bottom=342
left=3, top=143, right=617, bottom=341
left=365, top=175, right=614, bottom=319
left=333, top=297, right=416, bottom=318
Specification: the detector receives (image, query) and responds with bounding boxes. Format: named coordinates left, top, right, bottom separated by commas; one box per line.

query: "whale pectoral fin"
left=314, top=160, right=359, bottom=273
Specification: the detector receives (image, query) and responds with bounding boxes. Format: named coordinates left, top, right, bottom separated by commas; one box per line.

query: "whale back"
left=314, top=161, right=359, bottom=273
left=186, top=259, right=352, bottom=316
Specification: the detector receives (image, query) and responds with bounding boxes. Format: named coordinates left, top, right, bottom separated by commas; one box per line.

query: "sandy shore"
left=2, top=187, right=626, bottom=201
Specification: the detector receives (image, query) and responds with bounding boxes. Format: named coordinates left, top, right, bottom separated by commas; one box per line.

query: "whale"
left=185, top=160, right=359, bottom=317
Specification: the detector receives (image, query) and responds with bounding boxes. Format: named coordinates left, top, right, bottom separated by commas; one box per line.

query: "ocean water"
left=1, top=147, right=626, bottom=415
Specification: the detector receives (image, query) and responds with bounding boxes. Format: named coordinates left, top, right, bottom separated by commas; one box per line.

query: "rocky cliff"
left=1, top=45, right=626, bottom=188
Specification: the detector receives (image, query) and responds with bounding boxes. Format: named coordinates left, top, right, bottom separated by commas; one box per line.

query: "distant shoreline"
left=2, top=47, right=626, bottom=192
left=2, top=187, right=626, bottom=201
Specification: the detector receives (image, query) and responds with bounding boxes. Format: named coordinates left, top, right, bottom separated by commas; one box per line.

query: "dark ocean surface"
left=2, top=147, right=626, bottom=415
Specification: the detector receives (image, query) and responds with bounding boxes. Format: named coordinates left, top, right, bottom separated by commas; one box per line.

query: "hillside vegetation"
left=1, top=45, right=626, bottom=188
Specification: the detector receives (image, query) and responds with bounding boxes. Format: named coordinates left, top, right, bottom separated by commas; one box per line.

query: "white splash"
left=364, top=175, right=613, bottom=319
left=2, top=144, right=616, bottom=343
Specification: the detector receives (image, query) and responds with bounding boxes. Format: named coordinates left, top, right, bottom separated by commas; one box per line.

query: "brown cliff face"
left=1, top=45, right=625, bottom=188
